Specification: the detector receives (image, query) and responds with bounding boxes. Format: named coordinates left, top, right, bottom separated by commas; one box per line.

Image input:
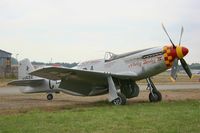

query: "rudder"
left=18, top=58, right=34, bottom=79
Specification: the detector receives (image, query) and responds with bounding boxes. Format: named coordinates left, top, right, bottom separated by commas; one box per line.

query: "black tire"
left=47, top=94, right=53, bottom=100
left=126, top=83, right=139, bottom=98
left=112, top=93, right=127, bottom=105
left=120, top=80, right=139, bottom=99
left=149, top=91, right=162, bottom=102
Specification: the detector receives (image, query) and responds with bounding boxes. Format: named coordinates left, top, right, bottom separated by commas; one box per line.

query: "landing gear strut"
left=47, top=93, right=53, bottom=100
left=146, top=78, right=162, bottom=102
left=107, top=76, right=127, bottom=105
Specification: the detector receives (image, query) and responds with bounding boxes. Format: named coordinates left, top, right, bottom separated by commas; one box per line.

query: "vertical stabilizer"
left=18, top=58, right=34, bottom=79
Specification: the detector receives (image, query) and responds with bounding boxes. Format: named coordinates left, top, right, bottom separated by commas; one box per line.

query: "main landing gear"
left=111, top=93, right=126, bottom=105
left=107, top=76, right=127, bottom=105
left=108, top=76, right=161, bottom=105
left=146, top=78, right=162, bottom=102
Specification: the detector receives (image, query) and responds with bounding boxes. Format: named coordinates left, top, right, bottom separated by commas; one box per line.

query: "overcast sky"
left=0, top=0, right=199, bottom=63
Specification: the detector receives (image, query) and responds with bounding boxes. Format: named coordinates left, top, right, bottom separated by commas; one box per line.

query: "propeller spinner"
left=162, top=24, right=192, bottom=80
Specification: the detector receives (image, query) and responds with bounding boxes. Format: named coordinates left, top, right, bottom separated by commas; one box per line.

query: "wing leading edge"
left=30, top=67, right=138, bottom=81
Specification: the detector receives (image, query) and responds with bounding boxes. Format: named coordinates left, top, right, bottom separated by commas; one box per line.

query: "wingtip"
left=7, top=80, right=15, bottom=85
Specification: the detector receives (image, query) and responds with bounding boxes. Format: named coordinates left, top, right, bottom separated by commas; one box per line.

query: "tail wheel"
left=149, top=91, right=162, bottom=102
left=112, top=93, right=126, bottom=105
left=47, top=94, right=53, bottom=100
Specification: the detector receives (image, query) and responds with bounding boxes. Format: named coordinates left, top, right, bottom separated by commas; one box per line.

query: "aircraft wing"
left=30, top=67, right=138, bottom=81
left=8, top=79, right=45, bottom=87
left=30, top=67, right=138, bottom=96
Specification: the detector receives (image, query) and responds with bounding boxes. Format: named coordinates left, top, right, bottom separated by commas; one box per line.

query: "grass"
left=0, top=100, right=200, bottom=133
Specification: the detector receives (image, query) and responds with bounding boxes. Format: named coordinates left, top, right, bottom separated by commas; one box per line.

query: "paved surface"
left=0, top=86, right=22, bottom=95
left=1, top=83, right=200, bottom=95
left=139, top=83, right=200, bottom=90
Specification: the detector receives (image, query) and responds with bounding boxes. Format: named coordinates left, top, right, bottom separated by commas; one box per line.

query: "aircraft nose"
left=176, top=46, right=189, bottom=59
left=182, top=47, right=189, bottom=57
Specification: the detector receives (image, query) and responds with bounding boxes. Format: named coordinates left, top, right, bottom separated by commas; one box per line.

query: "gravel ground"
left=0, top=87, right=200, bottom=114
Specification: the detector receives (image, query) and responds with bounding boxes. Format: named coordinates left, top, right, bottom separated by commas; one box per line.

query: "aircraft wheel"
left=47, top=94, right=53, bottom=100
left=149, top=91, right=162, bottom=102
left=112, top=93, right=126, bottom=105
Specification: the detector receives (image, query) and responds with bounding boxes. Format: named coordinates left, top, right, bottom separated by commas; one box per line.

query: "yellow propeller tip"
left=170, top=77, right=176, bottom=82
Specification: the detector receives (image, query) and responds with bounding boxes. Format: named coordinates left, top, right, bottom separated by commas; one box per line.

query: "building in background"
left=0, top=49, right=12, bottom=78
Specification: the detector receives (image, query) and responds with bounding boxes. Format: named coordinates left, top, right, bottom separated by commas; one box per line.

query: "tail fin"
left=18, top=58, right=34, bottom=79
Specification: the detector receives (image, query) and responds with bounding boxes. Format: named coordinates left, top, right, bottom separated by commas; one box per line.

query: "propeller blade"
left=171, top=58, right=179, bottom=81
left=179, top=26, right=184, bottom=45
left=162, top=23, right=176, bottom=48
left=180, top=58, right=192, bottom=78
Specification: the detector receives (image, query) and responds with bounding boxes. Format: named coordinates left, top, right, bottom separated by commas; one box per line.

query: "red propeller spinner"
left=176, top=46, right=189, bottom=59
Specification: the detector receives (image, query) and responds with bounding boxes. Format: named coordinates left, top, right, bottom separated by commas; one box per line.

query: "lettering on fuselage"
left=143, top=58, right=156, bottom=64
left=128, top=60, right=142, bottom=68
left=128, top=55, right=163, bottom=68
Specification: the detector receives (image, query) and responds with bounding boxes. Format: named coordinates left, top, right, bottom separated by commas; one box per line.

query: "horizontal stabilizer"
left=8, top=79, right=45, bottom=87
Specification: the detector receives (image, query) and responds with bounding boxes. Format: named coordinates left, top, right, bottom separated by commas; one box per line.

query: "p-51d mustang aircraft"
left=9, top=25, right=192, bottom=105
